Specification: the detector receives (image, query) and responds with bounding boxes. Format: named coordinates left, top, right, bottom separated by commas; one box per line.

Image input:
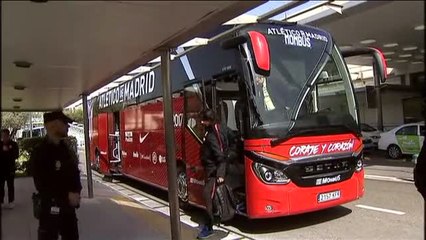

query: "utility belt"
left=32, top=192, right=72, bottom=219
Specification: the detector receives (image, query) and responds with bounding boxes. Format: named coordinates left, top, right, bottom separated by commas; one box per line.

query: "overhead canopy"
left=304, top=1, right=424, bottom=75
left=1, top=1, right=262, bottom=111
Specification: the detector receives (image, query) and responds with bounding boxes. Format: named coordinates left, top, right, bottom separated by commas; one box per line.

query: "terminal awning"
left=1, top=1, right=262, bottom=111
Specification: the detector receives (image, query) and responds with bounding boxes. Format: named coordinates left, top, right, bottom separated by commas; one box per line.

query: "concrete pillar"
left=82, top=94, right=94, bottom=198
left=161, top=49, right=181, bottom=240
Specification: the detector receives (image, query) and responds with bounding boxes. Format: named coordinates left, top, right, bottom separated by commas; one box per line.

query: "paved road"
left=78, top=150, right=424, bottom=240
left=95, top=174, right=423, bottom=240
left=218, top=179, right=424, bottom=240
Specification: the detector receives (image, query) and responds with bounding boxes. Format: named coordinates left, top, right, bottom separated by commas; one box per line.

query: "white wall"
left=356, top=90, right=421, bottom=131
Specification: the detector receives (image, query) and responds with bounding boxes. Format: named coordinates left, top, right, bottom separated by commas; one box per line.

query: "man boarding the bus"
left=198, top=109, right=237, bottom=239
left=30, top=111, right=82, bottom=240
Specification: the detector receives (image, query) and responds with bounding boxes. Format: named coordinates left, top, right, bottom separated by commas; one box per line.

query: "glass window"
left=420, top=125, right=425, bottom=136
left=248, top=29, right=328, bottom=127
left=396, top=126, right=418, bottom=136
left=243, top=28, right=358, bottom=138
left=184, top=83, right=205, bottom=142
left=293, top=45, right=358, bottom=132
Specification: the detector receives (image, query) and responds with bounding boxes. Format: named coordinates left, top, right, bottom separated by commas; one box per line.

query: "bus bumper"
left=245, top=159, right=365, bottom=219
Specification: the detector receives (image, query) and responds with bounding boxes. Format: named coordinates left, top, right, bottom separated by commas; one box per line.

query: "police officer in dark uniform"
left=30, top=111, right=82, bottom=240
left=197, top=109, right=237, bottom=239
left=1, top=129, right=19, bottom=209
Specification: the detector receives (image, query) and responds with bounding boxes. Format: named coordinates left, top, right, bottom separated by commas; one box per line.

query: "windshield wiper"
left=270, top=128, right=316, bottom=147
left=270, top=124, right=360, bottom=147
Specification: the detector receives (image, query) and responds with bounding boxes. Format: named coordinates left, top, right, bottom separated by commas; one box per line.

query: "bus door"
left=213, top=75, right=246, bottom=198
left=107, top=111, right=122, bottom=173
left=183, top=82, right=207, bottom=206
left=97, top=112, right=110, bottom=175
left=183, top=79, right=223, bottom=206
left=183, top=75, right=246, bottom=205
left=90, top=114, right=99, bottom=170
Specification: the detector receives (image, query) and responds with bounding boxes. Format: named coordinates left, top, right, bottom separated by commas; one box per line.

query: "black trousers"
left=0, top=174, right=14, bottom=204
left=202, top=178, right=216, bottom=229
left=38, top=200, right=78, bottom=240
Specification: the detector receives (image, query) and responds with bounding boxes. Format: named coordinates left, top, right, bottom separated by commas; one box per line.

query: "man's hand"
left=68, top=192, right=81, bottom=207
left=217, top=177, right=224, bottom=184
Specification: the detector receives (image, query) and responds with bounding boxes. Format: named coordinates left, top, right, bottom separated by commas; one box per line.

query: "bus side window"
left=184, top=83, right=205, bottom=142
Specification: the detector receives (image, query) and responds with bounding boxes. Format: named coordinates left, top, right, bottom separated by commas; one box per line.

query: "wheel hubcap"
left=390, top=147, right=399, bottom=158
left=177, top=172, right=188, bottom=202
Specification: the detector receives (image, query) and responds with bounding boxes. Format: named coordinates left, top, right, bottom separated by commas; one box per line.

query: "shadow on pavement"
left=115, top=172, right=356, bottom=236
left=184, top=205, right=352, bottom=235
left=363, top=150, right=415, bottom=168
left=231, top=206, right=352, bottom=234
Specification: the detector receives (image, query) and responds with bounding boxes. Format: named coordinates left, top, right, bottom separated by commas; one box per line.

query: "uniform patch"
left=55, top=160, right=61, bottom=171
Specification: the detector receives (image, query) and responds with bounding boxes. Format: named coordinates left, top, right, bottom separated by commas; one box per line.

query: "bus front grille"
left=285, top=157, right=357, bottom=187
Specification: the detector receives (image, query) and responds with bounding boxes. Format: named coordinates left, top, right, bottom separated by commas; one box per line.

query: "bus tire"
left=387, top=144, right=402, bottom=159
left=177, top=164, right=190, bottom=210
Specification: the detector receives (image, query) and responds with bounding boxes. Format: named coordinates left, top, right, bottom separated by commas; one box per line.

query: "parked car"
left=361, top=136, right=375, bottom=150
left=361, top=123, right=381, bottom=150
left=16, top=127, right=46, bottom=140
left=378, top=122, right=425, bottom=159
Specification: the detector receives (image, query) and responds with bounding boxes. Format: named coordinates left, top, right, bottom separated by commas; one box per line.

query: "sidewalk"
left=1, top=177, right=197, bottom=240
left=363, top=150, right=415, bottom=181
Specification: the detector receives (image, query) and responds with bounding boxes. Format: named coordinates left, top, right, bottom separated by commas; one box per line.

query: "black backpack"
left=212, top=183, right=238, bottom=223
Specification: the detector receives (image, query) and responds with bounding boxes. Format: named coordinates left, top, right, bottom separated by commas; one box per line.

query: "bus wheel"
left=95, top=156, right=100, bottom=171
left=387, top=144, right=402, bottom=159
left=177, top=165, right=190, bottom=210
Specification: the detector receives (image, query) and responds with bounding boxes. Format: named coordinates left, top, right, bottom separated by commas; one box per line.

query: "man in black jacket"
left=414, top=141, right=426, bottom=200
left=197, top=109, right=237, bottom=239
left=414, top=83, right=426, bottom=200
left=0, top=129, right=19, bottom=209
left=30, top=111, right=82, bottom=240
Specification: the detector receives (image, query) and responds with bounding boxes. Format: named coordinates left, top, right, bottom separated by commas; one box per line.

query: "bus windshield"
left=245, top=25, right=359, bottom=138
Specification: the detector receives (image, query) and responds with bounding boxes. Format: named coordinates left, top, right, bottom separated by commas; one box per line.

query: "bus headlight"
left=253, top=162, right=290, bottom=184
left=355, top=158, right=363, bottom=172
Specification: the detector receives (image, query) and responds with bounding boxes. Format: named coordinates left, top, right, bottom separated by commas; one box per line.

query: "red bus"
left=89, top=22, right=387, bottom=219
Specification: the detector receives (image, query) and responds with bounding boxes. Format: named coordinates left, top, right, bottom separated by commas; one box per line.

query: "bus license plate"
left=318, top=190, right=341, bottom=203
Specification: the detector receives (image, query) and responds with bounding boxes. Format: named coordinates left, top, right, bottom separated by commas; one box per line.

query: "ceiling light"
left=12, top=98, right=22, bottom=102
left=396, top=59, right=408, bottom=63
left=14, top=85, right=26, bottom=90
left=402, top=46, right=418, bottom=51
left=383, top=51, right=395, bottom=55
left=415, top=55, right=424, bottom=59
left=383, top=43, right=398, bottom=48
left=399, top=54, right=412, bottom=58
left=414, top=25, right=425, bottom=31
left=14, top=61, right=32, bottom=68
left=412, top=61, right=423, bottom=64
left=360, top=39, right=376, bottom=44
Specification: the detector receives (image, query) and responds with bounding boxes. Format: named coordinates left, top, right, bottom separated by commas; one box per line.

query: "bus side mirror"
left=371, top=49, right=387, bottom=84
left=341, top=47, right=387, bottom=84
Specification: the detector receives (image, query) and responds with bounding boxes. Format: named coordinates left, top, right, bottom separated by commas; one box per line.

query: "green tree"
left=1, top=112, right=31, bottom=137
left=64, top=107, right=84, bottom=124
